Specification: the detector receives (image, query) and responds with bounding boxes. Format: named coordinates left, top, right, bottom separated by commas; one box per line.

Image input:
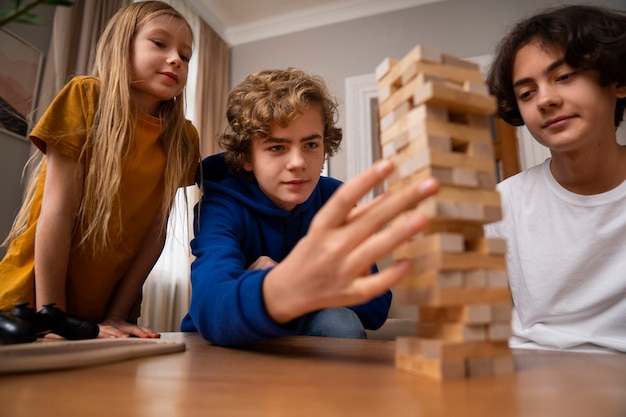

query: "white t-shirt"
left=485, top=158, right=626, bottom=353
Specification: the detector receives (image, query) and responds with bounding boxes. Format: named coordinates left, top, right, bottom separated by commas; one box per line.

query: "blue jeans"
left=297, top=307, right=367, bottom=339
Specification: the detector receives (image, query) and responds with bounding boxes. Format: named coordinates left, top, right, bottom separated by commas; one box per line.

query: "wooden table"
left=1, top=332, right=625, bottom=417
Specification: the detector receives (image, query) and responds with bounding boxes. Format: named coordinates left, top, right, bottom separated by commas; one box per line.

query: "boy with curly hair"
left=182, top=68, right=439, bottom=346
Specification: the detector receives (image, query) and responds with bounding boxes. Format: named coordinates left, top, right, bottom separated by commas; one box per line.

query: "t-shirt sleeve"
left=29, top=76, right=99, bottom=160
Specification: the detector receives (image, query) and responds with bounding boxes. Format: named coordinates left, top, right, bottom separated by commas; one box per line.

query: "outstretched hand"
left=262, top=159, right=439, bottom=324
left=99, top=316, right=161, bottom=339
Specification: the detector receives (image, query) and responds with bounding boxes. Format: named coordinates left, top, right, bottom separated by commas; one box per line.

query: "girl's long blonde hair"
left=3, top=1, right=198, bottom=253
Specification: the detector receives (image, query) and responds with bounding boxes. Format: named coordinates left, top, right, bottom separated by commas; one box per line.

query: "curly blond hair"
left=220, top=68, right=342, bottom=177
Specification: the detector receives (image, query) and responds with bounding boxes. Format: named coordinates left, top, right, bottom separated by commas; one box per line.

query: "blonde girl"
left=0, top=1, right=199, bottom=338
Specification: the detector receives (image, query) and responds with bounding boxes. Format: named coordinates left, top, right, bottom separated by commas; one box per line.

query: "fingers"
left=336, top=177, right=438, bottom=276
left=127, top=326, right=161, bottom=338
left=342, top=209, right=427, bottom=275
left=350, top=260, right=413, bottom=302
left=326, top=260, right=413, bottom=309
left=341, top=176, right=439, bottom=248
left=312, top=159, right=395, bottom=229
left=345, top=194, right=387, bottom=223
left=98, top=322, right=160, bottom=339
left=98, top=324, right=129, bottom=338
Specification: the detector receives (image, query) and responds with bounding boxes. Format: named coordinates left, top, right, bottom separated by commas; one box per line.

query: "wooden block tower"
left=375, top=45, right=515, bottom=380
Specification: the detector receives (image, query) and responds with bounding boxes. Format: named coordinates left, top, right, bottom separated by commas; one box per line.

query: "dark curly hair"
left=486, top=4, right=626, bottom=127
left=219, top=68, right=342, bottom=177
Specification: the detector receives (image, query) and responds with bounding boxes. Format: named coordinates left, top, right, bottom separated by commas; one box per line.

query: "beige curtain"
left=36, top=0, right=130, bottom=119
left=139, top=4, right=230, bottom=332
left=26, top=0, right=128, bottom=185
left=194, top=20, right=229, bottom=158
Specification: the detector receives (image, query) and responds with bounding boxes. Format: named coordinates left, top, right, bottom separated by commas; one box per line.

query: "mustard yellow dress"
left=0, top=76, right=199, bottom=321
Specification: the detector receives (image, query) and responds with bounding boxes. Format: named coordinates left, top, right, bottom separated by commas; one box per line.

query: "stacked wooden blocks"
left=376, top=45, right=515, bottom=380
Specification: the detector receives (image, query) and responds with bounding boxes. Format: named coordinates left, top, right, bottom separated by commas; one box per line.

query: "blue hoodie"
left=181, top=153, right=392, bottom=346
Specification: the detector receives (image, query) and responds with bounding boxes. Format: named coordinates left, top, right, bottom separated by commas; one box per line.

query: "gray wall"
left=230, top=0, right=626, bottom=181
left=0, top=0, right=55, bottom=257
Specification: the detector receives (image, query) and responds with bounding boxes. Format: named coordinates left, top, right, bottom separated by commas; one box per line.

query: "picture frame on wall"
left=0, top=28, right=44, bottom=140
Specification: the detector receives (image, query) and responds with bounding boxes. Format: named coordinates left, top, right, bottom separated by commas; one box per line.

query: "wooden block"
left=491, top=304, right=512, bottom=322
left=478, top=171, right=498, bottom=189
left=381, top=131, right=406, bottom=158
left=442, top=53, right=480, bottom=70
left=437, top=185, right=502, bottom=207
left=448, top=112, right=491, bottom=129
left=424, top=340, right=511, bottom=363
left=394, top=153, right=430, bottom=181
left=387, top=134, right=453, bottom=180
left=427, top=118, right=493, bottom=145
left=458, top=202, right=483, bottom=220
left=468, top=142, right=495, bottom=159
left=487, top=323, right=513, bottom=341
left=451, top=168, right=479, bottom=187
left=379, top=107, right=424, bottom=145
left=386, top=165, right=454, bottom=189
left=418, top=304, right=493, bottom=324
left=387, top=166, right=453, bottom=190
left=407, top=44, right=444, bottom=64
left=483, top=205, right=503, bottom=223
left=377, top=45, right=442, bottom=89
left=417, top=199, right=501, bottom=226
left=419, top=198, right=461, bottom=219
left=410, top=251, right=506, bottom=271
left=464, top=269, right=487, bottom=287
left=391, top=147, right=496, bottom=178
left=416, top=322, right=486, bottom=343
left=463, top=80, right=490, bottom=95
left=379, top=72, right=426, bottom=118
left=396, top=352, right=466, bottom=381
left=420, top=103, right=449, bottom=121
left=401, top=61, right=425, bottom=86
left=380, top=107, right=492, bottom=146
left=378, top=46, right=485, bottom=92
left=424, top=218, right=486, bottom=240
left=393, top=286, right=512, bottom=306
left=376, top=57, right=399, bottom=81
left=392, top=129, right=411, bottom=152
left=486, top=269, right=509, bottom=288
left=382, top=107, right=448, bottom=147
left=393, top=160, right=436, bottom=184
left=396, top=269, right=464, bottom=290
left=380, top=100, right=411, bottom=131
left=467, top=113, right=492, bottom=128
left=381, top=72, right=459, bottom=119
left=396, top=337, right=468, bottom=381
left=416, top=339, right=511, bottom=362
left=466, top=357, right=493, bottom=378
left=377, top=83, right=396, bottom=104
left=465, top=237, right=507, bottom=255
left=412, top=80, right=497, bottom=116
left=396, top=336, right=420, bottom=355
left=398, top=232, right=466, bottom=255
left=413, top=132, right=452, bottom=153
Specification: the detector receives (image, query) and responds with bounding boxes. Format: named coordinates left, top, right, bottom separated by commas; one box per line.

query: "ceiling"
left=186, top=0, right=443, bottom=46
